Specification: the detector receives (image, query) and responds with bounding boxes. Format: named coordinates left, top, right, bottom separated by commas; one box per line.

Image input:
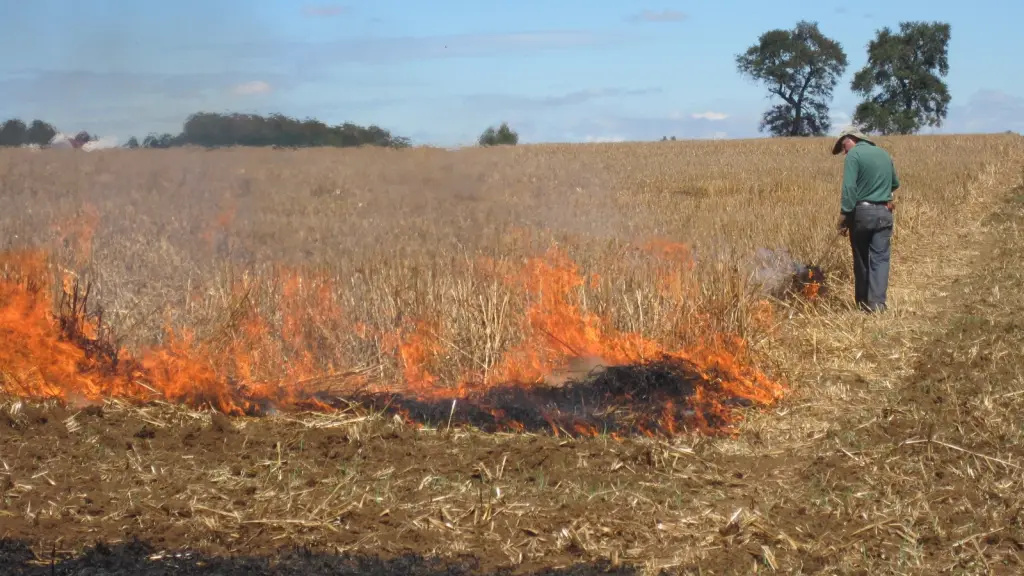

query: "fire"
left=0, top=236, right=787, bottom=436
left=795, top=266, right=827, bottom=301
left=350, top=243, right=785, bottom=435
left=0, top=251, right=337, bottom=415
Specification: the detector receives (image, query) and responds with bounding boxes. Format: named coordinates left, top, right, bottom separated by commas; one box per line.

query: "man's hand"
left=837, top=216, right=849, bottom=237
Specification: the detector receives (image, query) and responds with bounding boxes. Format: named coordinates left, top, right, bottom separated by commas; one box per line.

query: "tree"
left=850, top=21, right=952, bottom=135
left=0, top=119, right=28, bottom=146
left=26, top=120, right=57, bottom=145
left=0, top=112, right=411, bottom=150
left=177, top=112, right=410, bottom=148
left=72, top=131, right=96, bottom=148
left=478, top=122, right=518, bottom=146
left=143, top=133, right=177, bottom=149
left=735, top=21, right=847, bottom=137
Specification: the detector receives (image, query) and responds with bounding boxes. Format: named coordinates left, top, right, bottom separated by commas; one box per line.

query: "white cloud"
left=627, top=10, right=688, bottom=22
left=691, top=111, right=728, bottom=121
left=228, top=31, right=623, bottom=67
left=584, top=135, right=626, bottom=143
left=303, top=4, right=347, bottom=17
left=827, top=111, right=854, bottom=135
left=232, top=80, right=272, bottom=95
left=942, top=90, right=1024, bottom=134
left=81, top=136, right=122, bottom=150
left=830, top=90, right=1024, bottom=136
left=540, top=111, right=760, bottom=144
left=464, top=87, right=660, bottom=110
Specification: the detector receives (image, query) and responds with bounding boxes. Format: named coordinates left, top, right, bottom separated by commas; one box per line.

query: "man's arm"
left=891, top=160, right=900, bottom=191
left=840, top=152, right=859, bottom=214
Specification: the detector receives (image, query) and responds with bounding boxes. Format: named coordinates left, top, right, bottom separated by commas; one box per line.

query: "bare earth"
left=2, top=136, right=1024, bottom=574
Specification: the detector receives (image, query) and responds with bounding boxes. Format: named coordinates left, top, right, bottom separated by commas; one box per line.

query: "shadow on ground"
left=0, top=539, right=653, bottom=576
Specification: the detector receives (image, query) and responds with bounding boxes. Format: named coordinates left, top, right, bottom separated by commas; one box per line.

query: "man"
left=831, top=127, right=900, bottom=312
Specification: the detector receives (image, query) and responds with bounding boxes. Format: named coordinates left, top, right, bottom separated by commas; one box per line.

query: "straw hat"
left=831, top=126, right=875, bottom=155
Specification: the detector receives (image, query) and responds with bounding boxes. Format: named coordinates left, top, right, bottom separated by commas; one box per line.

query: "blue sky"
left=1, top=0, right=1022, bottom=146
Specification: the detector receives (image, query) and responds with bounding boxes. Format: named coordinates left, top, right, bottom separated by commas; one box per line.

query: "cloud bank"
left=302, top=5, right=347, bottom=17
left=548, top=110, right=760, bottom=143
left=232, top=80, right=272, bottom=96
left=627, top=10, right=688, bottom=23
left=942, top=90, right=1024, bottom=134
left=691, top=111, right=729, bottom=121
left=211, top=30, right=623, bottom=68
left=464, top=87, right=661, bottom=110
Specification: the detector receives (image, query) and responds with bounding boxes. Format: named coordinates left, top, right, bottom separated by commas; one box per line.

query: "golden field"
left=0, top=136, right=1010, bottom=387
left=2, top=133, right=1024, bottom=574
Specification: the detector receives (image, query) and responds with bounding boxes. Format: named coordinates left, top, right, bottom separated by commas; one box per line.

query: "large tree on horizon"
left=735, top=21, right=848, bottom=137
left=0, top=119, right=28, bottom=146
left=850, top=21, right=952, bottom=135
left=478, top=122, right=519, bottom=146
left=26, top=119, right=57, bottom=146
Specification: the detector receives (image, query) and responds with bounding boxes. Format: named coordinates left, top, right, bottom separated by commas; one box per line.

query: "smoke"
left=509, top=150, right=628, bottom=242
left=81, top=136, right=121, bottom=150
left=46, top=133, right=121, bottom=150
left=750, top=247, right=808, bottom=295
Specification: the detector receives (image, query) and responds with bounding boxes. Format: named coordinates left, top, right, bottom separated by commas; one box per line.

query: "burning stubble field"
left=1, top=134, right=1024, bottom=575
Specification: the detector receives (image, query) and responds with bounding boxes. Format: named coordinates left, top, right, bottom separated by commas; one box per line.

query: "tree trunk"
left=792, top=73, right=814, bottom=136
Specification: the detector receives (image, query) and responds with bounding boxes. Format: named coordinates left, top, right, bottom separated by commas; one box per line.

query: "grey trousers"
left=848, top=203, right=893, bottom=312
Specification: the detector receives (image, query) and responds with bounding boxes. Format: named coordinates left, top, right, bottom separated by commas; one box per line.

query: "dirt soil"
left=1, top=399, right=739, bottom=574
left=4, top=178, right=1024, bottom=574
left=0, top=538, right=637, bottom=576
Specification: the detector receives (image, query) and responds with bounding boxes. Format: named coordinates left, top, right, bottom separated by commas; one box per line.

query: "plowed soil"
left=0, top=398, right=759, bottom=574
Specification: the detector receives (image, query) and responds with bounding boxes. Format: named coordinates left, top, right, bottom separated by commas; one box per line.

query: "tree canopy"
left=735, top=21, right=848, bottom=137
left=850, top=21, right=952, bottom=135
left=171, top=112, right=410, bottom=148
left=0, top=119, right=57, bottom=147
left=0, top=112, right=412, bottom=149
left=478, top=122, right=519, bottom=146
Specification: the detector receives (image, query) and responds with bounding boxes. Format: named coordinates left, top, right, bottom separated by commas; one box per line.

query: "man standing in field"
left=832, top=127, right=899, bottom=312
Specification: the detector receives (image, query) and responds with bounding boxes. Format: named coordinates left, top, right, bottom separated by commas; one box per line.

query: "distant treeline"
left=128, top=112, right=411, bottom=149
left=0, top=119, right=60, bottom=147
left=0, top=112, right=411, bottom=149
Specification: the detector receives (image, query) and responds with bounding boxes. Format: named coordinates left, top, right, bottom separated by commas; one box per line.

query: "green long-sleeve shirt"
left=840, top=141, right=900, bottom=214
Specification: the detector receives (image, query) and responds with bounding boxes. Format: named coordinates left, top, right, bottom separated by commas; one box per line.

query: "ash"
left=331, top=356, right=751, bottom=437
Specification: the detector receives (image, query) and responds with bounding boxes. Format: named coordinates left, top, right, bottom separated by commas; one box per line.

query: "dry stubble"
left=1, top=133, right=1024, bottom=574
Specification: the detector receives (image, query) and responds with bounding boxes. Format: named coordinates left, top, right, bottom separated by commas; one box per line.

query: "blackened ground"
left=0, top=539, right=653, bottom=576
left=336, top=357, right=750, bottom=436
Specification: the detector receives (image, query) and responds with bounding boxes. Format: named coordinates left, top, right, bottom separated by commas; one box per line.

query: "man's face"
left=841, top=137, right=856, bottom=154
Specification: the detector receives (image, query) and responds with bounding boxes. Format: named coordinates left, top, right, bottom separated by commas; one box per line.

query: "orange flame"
left=801, top=269, right=823, bottom=300
left=0, top=251, right=343, bottom=415
left=374, top=245, right=785, bottom=432
left=0, top=236, right=786, bottom=434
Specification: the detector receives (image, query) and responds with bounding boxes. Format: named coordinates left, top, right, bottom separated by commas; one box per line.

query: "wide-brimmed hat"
left=831, top=127, right=875, bottom=155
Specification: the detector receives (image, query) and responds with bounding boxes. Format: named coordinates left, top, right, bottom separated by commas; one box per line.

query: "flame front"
left=0, top=239, right=787, bottom=436
left=800, top=268, right=824, bottom=300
